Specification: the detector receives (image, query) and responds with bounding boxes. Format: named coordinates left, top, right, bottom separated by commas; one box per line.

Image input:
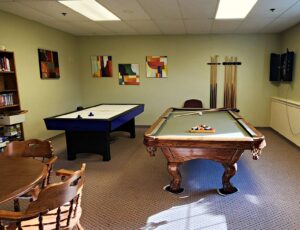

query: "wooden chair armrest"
left=45, top=155, right=58, bottom=166
left=0, top=209, right=47, bottom=222
left=0, top=210, right=23, bottom=221
left=56, top=169, right=75, bottom=177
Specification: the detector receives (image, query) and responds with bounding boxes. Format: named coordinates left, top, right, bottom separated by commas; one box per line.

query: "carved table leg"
left=164, top=162, right=184, bottom=194
left=217, top=163, right=238, bottom=195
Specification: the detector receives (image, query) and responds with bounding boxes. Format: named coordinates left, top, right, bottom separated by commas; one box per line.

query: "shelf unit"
left=0, top=50, right=24, bottom=149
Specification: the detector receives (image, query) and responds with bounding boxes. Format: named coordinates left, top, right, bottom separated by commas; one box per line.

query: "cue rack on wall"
left=208, top=56, right=242, bottom=109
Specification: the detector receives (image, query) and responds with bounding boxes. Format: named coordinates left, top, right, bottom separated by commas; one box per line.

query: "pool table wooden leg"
left=166, top=162, right=184, bottom=194
left=218, top=163, right=238, bottom=195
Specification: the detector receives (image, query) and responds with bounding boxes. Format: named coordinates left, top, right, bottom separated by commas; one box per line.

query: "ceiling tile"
left=0, top=2, right=55, bottom=21
left=68, top=21, right=114, bottom=35
left=38, top=20, right=86, bottom=35
left=247, top=0, right=299, bottom=18
left=155, top=20, right=186, bottom=34
left=211, top=20, right=243, bottom=34
left=236, top=17, right=274, bottom=33
left=280, top=1, right=300, bottom=18
left=263, top=16, right=300, bottom=33
left=178, top=0, right=218, bottom=19
left=97, top=0, right=150, bottom=20
left=96, top=21, right=138, bottom=34
left=125, top=20, right=161, bottom=34
left=19, top=1, right=90, bottom=21
left=184, top=19, right=213, bottom=34
left=138, top=0, right=182, bottom=19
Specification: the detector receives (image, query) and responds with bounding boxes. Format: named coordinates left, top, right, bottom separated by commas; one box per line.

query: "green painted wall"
left=78, top=35, right=280, bottom=126
left=0, top=10, right=82, bottom=139
left=279, top=23, right=300, bottom=101
left=0, top=9, right=286, bottom=140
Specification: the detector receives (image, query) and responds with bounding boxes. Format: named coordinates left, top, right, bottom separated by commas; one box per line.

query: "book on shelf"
left=0, top=93, right=14, bottom=106
left=0, top=56, right=11, bottom=72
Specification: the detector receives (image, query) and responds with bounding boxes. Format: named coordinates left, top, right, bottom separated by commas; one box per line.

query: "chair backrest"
left=16, top=164, right=86, bottom=229
left=3, top=139, right=53, bottom=159
left=3, top=139, right=57, bottom=187
left=183, top=99, right=203, bottom=108
left=27, top=164, right=85, bottom=213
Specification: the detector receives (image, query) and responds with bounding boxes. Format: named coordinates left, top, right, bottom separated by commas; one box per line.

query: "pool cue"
left=210, top=56, right=213, bottom=108
left=225, top=56, right=230, bottom=108
left=228, top=57, right=233, bottom=108
left=232, top=57, right=237, bottom=108
left=223, top=56, right=227, bottom=108
left=174, top=111, right=203, bottom=118
left=212, top=56, right=215, bottom=108
left=230, top=56, right=235, bottom=108
left=213, top=55, right=219, bottom=108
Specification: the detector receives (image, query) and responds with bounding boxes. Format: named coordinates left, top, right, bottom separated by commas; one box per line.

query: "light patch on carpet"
left=245, top=194, right=260, bottom=205
left=141, top=200, right=227, bottom=230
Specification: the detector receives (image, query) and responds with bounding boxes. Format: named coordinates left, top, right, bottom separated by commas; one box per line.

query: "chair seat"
left=20, top=201, right=82, bottom=229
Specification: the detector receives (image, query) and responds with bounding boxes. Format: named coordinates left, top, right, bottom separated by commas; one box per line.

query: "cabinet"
left=0, top=51, right=25, bottom=150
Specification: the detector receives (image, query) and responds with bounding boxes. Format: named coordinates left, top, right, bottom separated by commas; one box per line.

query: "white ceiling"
left=0, top=0, right=300, bottom=36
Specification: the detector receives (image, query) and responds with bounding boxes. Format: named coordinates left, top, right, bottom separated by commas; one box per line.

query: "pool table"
left=44, top=104, right=144, bottom=161
left=144, top=108, right=266, bottom=195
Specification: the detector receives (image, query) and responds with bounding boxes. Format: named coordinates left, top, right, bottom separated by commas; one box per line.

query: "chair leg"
left=13, top=199, right=20, bottom=212
left=76, top=221, right=84, bottom=230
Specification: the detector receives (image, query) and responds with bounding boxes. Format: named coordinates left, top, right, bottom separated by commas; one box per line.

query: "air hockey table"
left=44, top=104, right=144, bottom=161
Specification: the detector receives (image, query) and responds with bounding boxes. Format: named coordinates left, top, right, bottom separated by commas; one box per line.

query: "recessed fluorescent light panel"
left=58, top=0, right=120, bottom=21
left=215, top=0, right=257, bottom=19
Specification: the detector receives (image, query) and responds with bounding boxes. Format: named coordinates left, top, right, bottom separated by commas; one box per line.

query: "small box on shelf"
left=0, top=110, right=27, bottom=125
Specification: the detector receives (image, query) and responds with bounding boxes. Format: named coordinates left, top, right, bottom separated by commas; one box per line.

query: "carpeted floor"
left=1, top=127, right=299, bottom=229
left=49, top=127, right=300, bottom=230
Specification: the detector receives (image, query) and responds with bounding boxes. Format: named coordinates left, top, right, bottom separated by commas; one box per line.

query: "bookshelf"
left=0, top=50, right=25, bottom=150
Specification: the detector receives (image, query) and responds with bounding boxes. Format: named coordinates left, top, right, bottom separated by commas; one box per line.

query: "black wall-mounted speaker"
left=269, top=50, right=295, bottom=82
left=270, top=53, right=281, bottom=81
left=281, top=51, right=294, bottom=81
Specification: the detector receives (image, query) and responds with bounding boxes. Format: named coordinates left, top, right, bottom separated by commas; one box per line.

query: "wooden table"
left=0, top=157, right=47, bottom=205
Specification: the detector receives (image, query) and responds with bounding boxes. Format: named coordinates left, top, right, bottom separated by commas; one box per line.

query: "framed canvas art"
left=91, top=55, right=113, bottom=78
left=38, top=49, right=60, bottom=79
left=118, top=64, right=140, bottom=85
left=146, top=56, right=167, bottom=78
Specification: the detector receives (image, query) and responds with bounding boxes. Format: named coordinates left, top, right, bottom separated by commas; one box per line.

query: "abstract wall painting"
left=118, top=64, right=140, bottom=85
left=38, top=49, right=60, bottom=79
left=146, top=56, right=168, bottom=78
left=91, top=55, right=113, bottom=78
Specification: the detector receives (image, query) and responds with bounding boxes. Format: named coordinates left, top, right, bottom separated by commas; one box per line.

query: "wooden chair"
left=183, top=99, right=203, bottom=108
left=3, top=139, right=58, bottom=211
left=0, top=164, right=86, bottom=230
left=3, top=139, right=57, bottom=186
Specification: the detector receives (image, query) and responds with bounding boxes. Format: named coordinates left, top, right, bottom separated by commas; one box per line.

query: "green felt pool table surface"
left=156, top=110, right=250, bottom=138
